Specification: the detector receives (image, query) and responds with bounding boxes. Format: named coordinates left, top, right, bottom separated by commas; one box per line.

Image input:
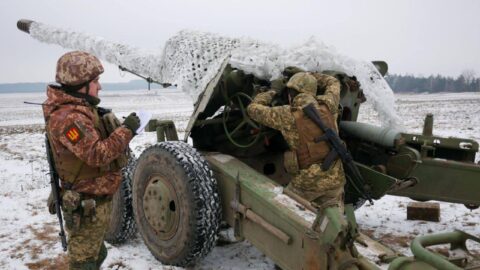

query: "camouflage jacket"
left=43, top=86, right=133, bottom=195
left=247, top=74, right=341, bottom=149
left=247, top=74, right=345, bottom=200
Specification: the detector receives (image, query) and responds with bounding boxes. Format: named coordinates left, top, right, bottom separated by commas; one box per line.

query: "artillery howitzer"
left=18, top=19, right=480, bottom=270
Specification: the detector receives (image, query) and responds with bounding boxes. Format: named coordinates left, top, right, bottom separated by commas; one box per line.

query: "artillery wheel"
left=133, top=141, right=221, bottom=267
left=222, top=92, right=261, bottom=148
left=105, top=156, right=137, bottom=244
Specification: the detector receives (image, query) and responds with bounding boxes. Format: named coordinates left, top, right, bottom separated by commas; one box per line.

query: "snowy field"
left=0, top=89, right=479, bottom=269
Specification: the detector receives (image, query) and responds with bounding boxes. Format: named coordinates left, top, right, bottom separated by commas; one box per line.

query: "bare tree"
left=461, top=69, right=477, bottom=84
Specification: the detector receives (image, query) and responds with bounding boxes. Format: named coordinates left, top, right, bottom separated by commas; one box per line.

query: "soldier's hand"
left=47, top=191, right=56, bottom=215
left=253, top=85, right=269, bottom=93
left=123, top=112, right=140, bottom=135
left=282, top=66, right=305, bottom=78
left=270, top=78, right=286, bottom=95
left=265, top=90, right=277, bottom=96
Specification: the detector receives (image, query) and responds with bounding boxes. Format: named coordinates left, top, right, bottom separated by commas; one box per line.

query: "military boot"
left=69, top=259, right=97, bottom=270
left=95, top=243, right=108, bottom=268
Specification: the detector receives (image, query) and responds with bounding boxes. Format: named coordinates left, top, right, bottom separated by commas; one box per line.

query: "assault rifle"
left=45, top=135, right=68, bottom=251
left=302, top=103, right=374, bottom=204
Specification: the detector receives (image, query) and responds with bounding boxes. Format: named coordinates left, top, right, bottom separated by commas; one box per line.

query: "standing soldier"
left=247, top=72, right=345, bottom=210
left=43, top=51, right=140, bottom=269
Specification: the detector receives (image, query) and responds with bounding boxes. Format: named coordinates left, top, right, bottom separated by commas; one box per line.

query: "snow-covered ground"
left=0, top=89, right=479, bottom=269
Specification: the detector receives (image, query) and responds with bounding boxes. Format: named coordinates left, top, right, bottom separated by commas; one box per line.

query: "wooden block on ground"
left=407, top=202, right=440, bottom=222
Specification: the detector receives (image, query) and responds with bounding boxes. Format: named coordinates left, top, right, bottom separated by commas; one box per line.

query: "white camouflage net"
left=29, top=21, right=401, bottom=127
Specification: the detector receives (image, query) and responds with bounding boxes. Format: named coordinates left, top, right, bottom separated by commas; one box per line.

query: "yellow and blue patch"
left=64, top=124, right=84, bottom=144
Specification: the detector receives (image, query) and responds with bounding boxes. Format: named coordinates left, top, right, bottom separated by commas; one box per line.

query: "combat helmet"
left=55, top=51, right=104, bottom=88
left=286, top=72, right=317, bottom=96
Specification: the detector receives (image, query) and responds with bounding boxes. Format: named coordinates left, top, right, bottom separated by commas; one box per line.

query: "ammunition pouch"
left=62, top=190, right=82, bottom=213
left=62, top=190, right=82, bottom=232
left=81, top=199, right=97, bottom=222
left=283, top=150, right=299, bottom=174
left=79, top=195, right=112, bottom=223
left=62, top=191, right=111, bottom=231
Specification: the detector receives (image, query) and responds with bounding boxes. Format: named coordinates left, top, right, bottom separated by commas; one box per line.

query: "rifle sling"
left=303, top=104, right=373, bottom=203
left=303, top=103, right=340, bottom=170
left=314, top=134, right=329, bottom=143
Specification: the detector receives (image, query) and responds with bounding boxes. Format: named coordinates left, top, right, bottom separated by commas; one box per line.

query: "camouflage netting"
left=29, top=21, right=401, bottom=127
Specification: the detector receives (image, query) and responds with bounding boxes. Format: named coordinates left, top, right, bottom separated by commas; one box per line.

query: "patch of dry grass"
left=27, top=224, right=57, bottom=243
left=0, top=125, right=45, bottom=135
left=108, top=260, right=133, bottom=269
left=362, top=229, right=414, bottom=248
left=9, top=223, right=60, bottom=265
left=25, top=254, right=68, bottom=270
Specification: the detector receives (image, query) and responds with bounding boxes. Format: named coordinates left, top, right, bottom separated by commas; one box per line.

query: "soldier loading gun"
left=251, top=68, right=373, bottom=205
left=247, top=71, right=367, bottom=268
left=247, top=71, right=348, bottom=209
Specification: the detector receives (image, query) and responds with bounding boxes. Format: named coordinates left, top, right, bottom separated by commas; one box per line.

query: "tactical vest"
left=47, top=106, right=128, bottom=185
left=292, top=103, right=336, bottom=169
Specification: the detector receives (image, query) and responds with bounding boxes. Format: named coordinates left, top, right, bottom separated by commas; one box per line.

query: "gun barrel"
left=15, top=18, right=167, bottom=88
left=17, top=19, right=34, bottom=34
left=340, top=121, right=402, bottom=148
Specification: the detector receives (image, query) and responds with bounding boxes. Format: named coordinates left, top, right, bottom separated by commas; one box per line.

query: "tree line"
left=2, top=72, right=479, bottom=94
left=385, top=70, right=480, bottom=93
left=0, top=79, right=163, bottom=93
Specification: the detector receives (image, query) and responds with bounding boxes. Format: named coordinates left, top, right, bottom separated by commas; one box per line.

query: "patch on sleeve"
left=64, top=124, right=84, bottom=144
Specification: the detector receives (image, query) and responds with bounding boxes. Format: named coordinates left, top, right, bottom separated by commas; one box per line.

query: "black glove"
left=270, top=78, right=286, bottom=95
left=123, top=112, right=140, bottom=135
left=282, top=66, right=305, bottom=78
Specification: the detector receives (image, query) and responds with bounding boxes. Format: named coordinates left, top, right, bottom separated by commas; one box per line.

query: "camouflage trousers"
left=64, top=199, right=112, bottom=269
left=287, top=160, right=345, bottom=209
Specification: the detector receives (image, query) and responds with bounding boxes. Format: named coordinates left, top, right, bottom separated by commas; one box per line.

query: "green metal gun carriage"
left=136, top=60, right=480, bottom=269
left=17, top=19, right=480, bottom=270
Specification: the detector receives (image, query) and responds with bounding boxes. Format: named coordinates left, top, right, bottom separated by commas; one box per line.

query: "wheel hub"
left=143, top=175, right=179, bottom=239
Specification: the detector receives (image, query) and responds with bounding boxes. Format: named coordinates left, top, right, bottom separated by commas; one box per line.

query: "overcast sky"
left=1, top=0, right=479, bottom=83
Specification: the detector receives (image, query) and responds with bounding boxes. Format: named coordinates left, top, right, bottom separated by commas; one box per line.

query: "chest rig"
left=292, top=102, right=336, bottom=170
left=46, top=106, right=128, bottom=185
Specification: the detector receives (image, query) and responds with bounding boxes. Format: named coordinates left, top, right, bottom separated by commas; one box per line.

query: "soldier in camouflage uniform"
left=247, top=72, right=346, bottom=209
left=43, top=51, right=140, bottom=270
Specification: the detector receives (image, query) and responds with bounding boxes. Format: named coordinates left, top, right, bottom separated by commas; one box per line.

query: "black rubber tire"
left=133, top=141, right=221, bottom=267
left=105, top=156, right=137, bottom=244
